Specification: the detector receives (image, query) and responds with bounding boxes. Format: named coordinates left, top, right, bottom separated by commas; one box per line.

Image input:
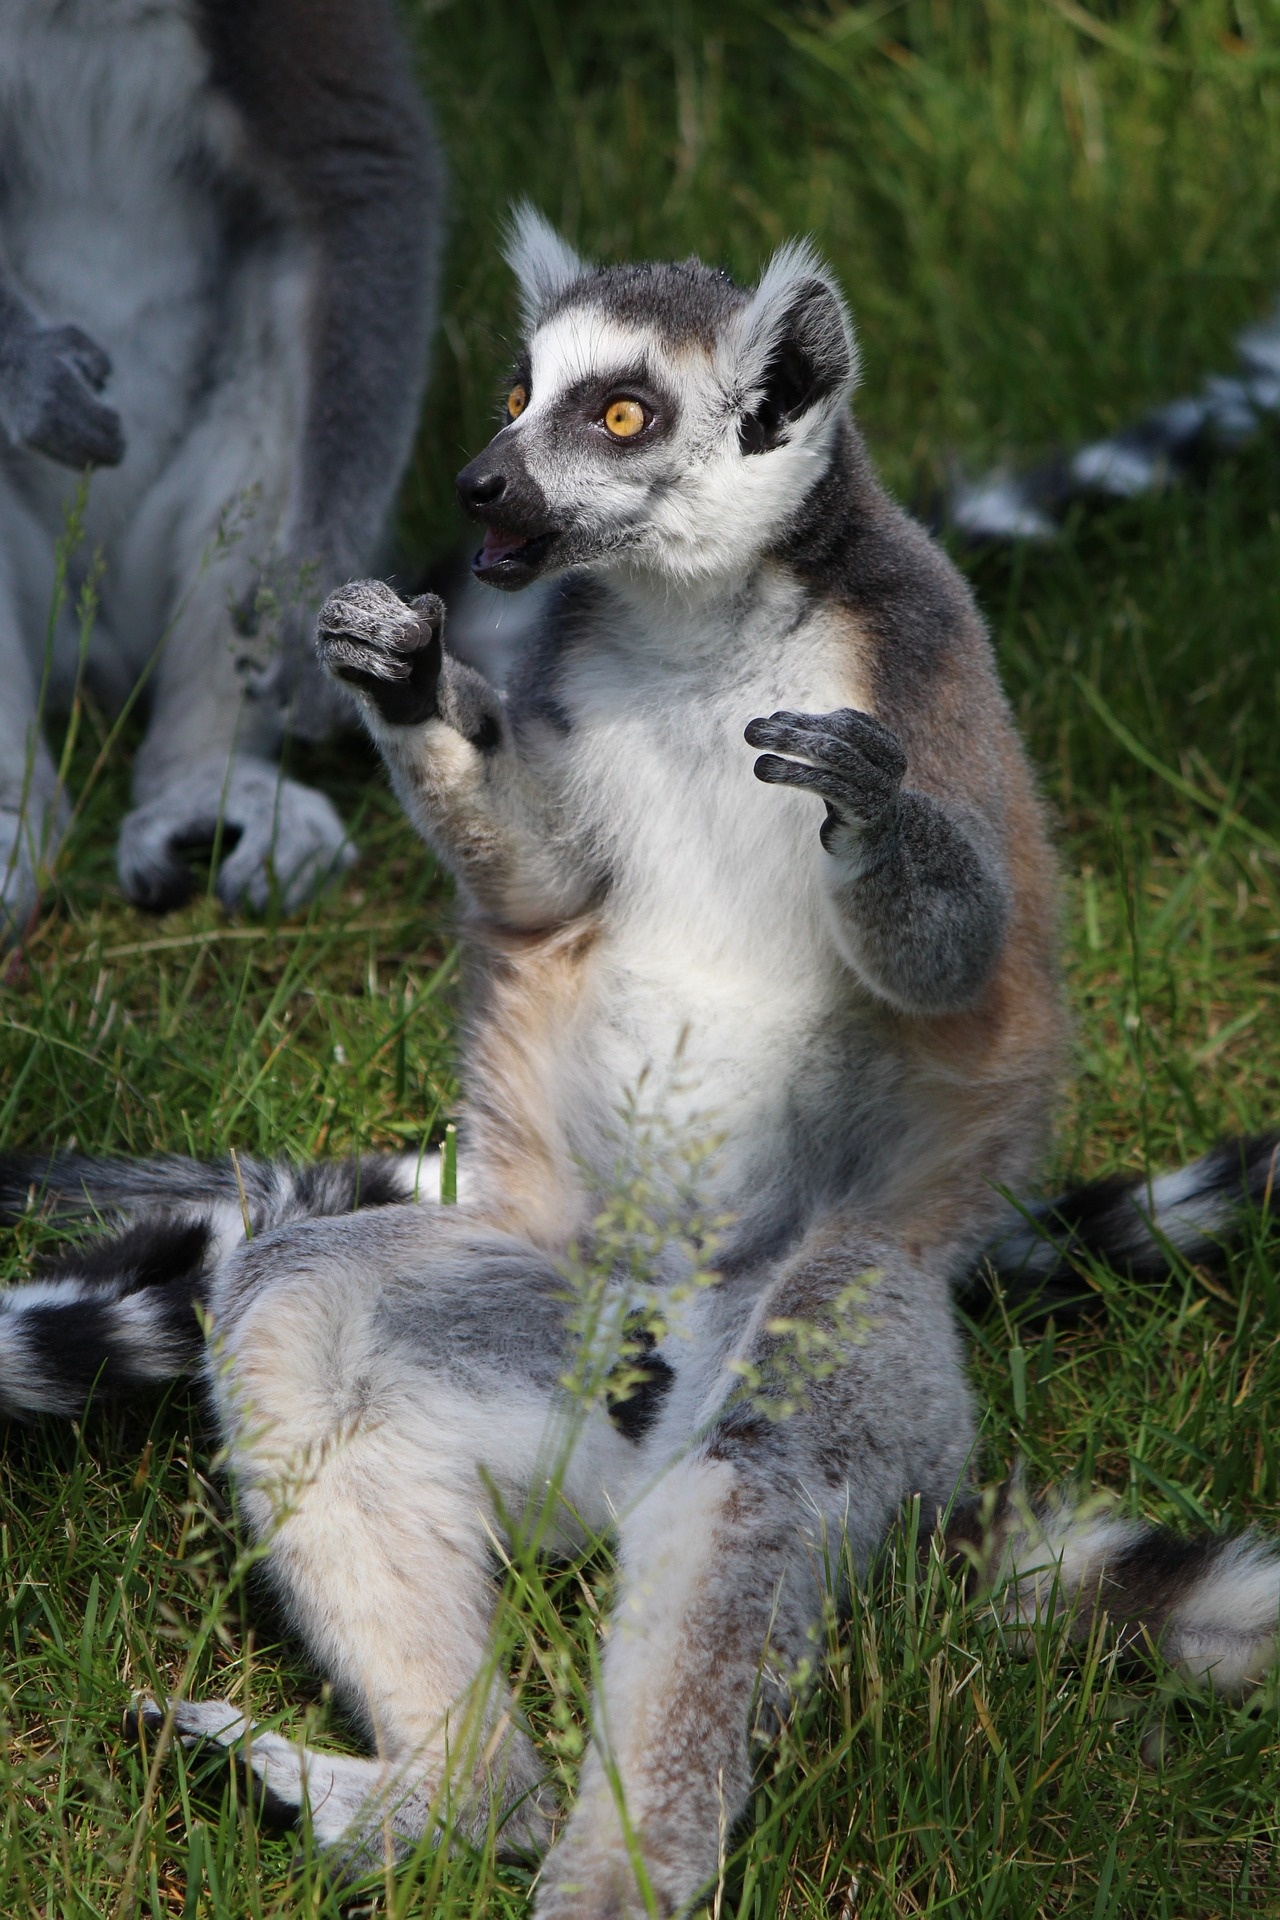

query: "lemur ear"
left=503, top=203, right=593, bottom=329
left=731, top=242, right=858, bottom=454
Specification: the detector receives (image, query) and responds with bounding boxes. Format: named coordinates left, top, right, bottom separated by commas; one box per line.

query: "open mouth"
left=472, top=527, right=558, bottom=585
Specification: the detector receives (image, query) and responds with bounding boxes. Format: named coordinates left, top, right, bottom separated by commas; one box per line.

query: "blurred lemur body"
left=2, top=215, right=1278, bottom=1917
left=0, top=0, right=441, bottom=931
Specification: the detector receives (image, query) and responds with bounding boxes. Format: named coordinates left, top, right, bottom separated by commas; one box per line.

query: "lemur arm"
left=197, top=0, right=442, bottom=724
left=317, top=583, right=601, bottom=926
left=0, top=257, right=123, bottom=468
left=747, top=707, right=1010, bottom=1013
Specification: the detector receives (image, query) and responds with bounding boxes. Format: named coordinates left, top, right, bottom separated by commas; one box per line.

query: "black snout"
left=455, top=438, right=552, bottom=530
left=457, top=466, right=507, bottom=514
left=455, top=439, right=560, bottom=590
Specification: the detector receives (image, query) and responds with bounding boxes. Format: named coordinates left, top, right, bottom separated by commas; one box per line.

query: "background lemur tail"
left=973, top=1133, right=1278, bottom=1322
left=950, top=1487, right=1280, bottom=1698
left=0, top=1148, right=427, bottom=1420
left=943, top=299, right=1280, bottom=544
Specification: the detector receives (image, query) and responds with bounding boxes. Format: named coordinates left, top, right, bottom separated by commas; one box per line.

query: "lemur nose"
left=457, top=468, right=507, bottom=513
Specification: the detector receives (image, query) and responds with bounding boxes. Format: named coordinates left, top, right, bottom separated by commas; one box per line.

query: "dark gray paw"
left=745, top=707, right=907, bottom=848
left=317, top=581, right=444, bottom=727
left=0, top=321, right=125, bottom=468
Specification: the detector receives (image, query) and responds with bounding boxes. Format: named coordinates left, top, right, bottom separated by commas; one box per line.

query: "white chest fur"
left=541, top=577, right=878, bottom=1188
left=0, top=3, right=241, bottom=378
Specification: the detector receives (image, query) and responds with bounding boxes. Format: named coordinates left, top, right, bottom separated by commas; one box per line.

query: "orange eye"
left=603, top=397, right=647, bottom=439
left=507, top=384, right=528, bottom=419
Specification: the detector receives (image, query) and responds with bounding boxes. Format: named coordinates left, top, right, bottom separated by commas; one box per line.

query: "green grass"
left=4, top=0, right=1280, bottom=1913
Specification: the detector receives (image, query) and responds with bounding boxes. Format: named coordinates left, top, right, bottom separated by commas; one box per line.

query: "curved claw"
left=752, top=752, right=860, bottom=817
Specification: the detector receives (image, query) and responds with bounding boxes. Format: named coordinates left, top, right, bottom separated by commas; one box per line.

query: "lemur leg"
left=113, top=262, right=353, bottom=915
left=0, top=472, right=72, bottom=938
left=170, top=1205, right=637, bottom=1872
left=536, top=1234, right=976, bottom=1920
left=317, top=581, right=599, bottom=926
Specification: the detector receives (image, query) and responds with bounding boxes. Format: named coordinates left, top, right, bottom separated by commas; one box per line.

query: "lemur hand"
left=317, top=580, right=444, bottom=727
left=745, top=707, right=907, bottom=851
left=0, top=319, right=125, bottom=468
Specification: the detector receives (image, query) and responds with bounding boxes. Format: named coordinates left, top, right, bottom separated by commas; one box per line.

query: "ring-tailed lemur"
left=949, top=300, right=1280, bottom=542
left=1, top=213, right=1277, bottom=1917
left=0, top=0, right=441, bottom=937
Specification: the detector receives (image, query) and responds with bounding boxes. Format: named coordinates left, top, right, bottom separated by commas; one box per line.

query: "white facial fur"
left=502, top=202, right=592, bottom=329
left=498, top=213, right=861, bottom=588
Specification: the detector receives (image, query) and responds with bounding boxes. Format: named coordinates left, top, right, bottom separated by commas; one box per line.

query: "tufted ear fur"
left=503, top=203, right=593, bottom=330
left=729, top=241, right=858, bottom=454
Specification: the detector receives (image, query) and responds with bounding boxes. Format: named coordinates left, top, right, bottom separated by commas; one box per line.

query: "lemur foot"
left=117, top=755, right=355, bottom=914
left=132, top=1693, right=550, bottom=1875
left=0, top=319, right=124, bottom=469
left=534, top=1842, right=679, bottom=1920
left=317, top=581, right=445, bottom=727
left=0, top=794, right=68, bottom=946
left=745, top=707, right=907, bottom=850
left=131, top=1695, right=380, bottom=1845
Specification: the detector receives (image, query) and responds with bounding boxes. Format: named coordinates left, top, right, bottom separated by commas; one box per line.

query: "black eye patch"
left=552, top=365, right=675, bottom=442
left=500, top=359, right=533, bottom=419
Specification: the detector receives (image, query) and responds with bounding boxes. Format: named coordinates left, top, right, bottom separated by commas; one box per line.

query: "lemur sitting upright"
left=1, top=213, right=1277, bottom=1918
left=0, top=0, right=440, bottom=937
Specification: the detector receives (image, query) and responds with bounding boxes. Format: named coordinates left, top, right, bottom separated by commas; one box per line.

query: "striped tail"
left=0, top=1215, right=213, bottom=1417
left=973, top=1133, right=1278, bottom=1322
left=0, top=1147, right=425, bottom=1231
left=0, top=1147, right=427, bottom=1420
left=945, top=298, right=1280, bottom=544
left=951, top=1487, right=1280, bottom=1698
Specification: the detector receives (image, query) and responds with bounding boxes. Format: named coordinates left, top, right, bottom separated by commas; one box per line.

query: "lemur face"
left=455, top=208, right=859, bottom=591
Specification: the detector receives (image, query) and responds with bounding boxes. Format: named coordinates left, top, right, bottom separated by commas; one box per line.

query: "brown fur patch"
left=822, top=596, right=1066, bottom=1252
left=461, top=913, right=603, bottom=1247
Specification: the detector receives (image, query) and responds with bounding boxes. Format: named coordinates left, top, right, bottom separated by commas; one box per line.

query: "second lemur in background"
left=0, top=0, right=442, bottom=934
